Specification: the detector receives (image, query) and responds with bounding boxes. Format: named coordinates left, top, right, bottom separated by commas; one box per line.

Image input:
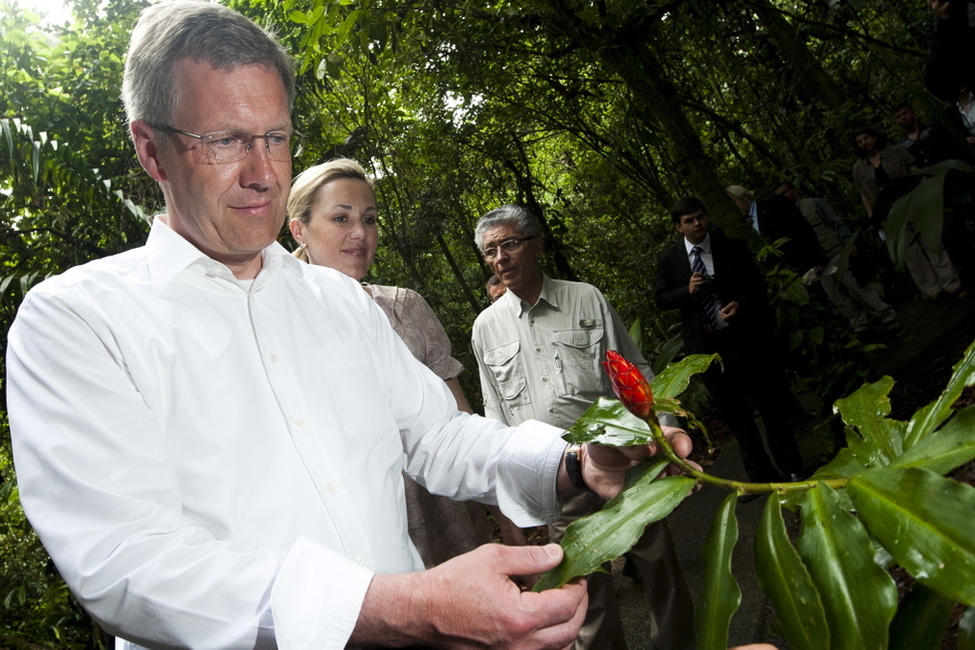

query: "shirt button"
left=355, top=556, right=365, bottom=565
left=549, top=407, right=556, bottom=413
left=325, top=482, right=335, bottom=493
left=212, top=266, right=223, bottom=275
left=542, top=376, right=548, bottom=382
left=535, top=347, right=541, bottom=352
left=529, top=318, right=535, bottom=324
left=268, top=355, right=278, bottom=364
left=294, top=417, right=305, bottom=427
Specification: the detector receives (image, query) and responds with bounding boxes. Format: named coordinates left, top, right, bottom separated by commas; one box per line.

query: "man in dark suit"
left=655, top=197, right=805, bottom=485
left=726, top=184, right=827, bottom=275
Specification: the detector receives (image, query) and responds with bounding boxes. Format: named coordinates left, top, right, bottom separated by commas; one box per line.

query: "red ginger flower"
left=602, top=349, right=654, bottom=419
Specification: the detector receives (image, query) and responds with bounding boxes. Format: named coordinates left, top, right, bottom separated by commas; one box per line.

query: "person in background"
left=472, top=204, right=695, bottom=650
left=725, top=184, right=826, bottom=277
left=8, top=3, right=702, bottom=646
left=288, top=158, right=531, bottom=559
left=774, top=181, right=902, bottom=337
left=656, top=197, right=806, bottom=486
left=851, top=127, right=963, bottom=300
left=890, top=103, right=953, bottom=167
left=486, top=273, right=506, bottom=303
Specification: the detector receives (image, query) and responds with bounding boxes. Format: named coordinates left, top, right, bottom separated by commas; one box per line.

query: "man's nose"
left=240, top=139, right=280, bottom=188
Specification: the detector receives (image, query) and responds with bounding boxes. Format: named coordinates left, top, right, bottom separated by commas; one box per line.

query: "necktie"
left=691, top=246, right=720, bottom=329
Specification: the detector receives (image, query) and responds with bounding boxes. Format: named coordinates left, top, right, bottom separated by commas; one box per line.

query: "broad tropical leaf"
left=534, top=463, right=696, bottom=591
left=650, top=353, right=718, bottom=400
left=904, top=338, right=975, bottom=449
left=693, top=492, right=741, bottom=650
left=564, top=397, right=654, bottom=446
left=890, top=405, right=975, bottom=474
left=797, top=483, right=897, bottom=649
left=834, top=375, right=902, bottom=464
left=848, top=467, right=975, bottom=606
left=754, top=495, right=829, bottom=650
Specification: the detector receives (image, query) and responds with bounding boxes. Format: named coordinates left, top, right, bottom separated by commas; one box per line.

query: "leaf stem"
left=646, top=416, right=847, bottom=494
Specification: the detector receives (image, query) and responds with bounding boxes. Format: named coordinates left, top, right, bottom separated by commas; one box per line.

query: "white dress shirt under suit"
left=6, top=218, right=566, bottom=649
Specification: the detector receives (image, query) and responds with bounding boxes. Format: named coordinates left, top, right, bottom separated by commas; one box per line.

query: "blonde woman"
left=288, top=158, right=524, bottom=565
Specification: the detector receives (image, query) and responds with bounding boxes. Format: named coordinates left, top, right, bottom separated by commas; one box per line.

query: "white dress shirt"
left=6, top=218, right=565, bottom=649
left=684, top=234, right=728, bottom=331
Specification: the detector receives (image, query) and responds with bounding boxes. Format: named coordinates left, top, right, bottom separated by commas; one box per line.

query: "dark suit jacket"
left=755, top=194, right=827, bottom=272
left=655, top=231, right=772, bottom=356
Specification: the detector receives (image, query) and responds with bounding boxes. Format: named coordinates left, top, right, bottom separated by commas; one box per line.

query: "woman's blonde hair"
left=288, top=158, right=374, bottom=262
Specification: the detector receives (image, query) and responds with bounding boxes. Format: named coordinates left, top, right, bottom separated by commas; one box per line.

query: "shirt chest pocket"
left=553, top=327, right=603, bottom=369
left=483, top=340, right=530, bottom=405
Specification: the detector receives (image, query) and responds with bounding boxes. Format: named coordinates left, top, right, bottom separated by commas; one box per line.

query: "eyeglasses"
left=482, top=236, right=536, bottom=260
left=151, top=125, right=305, bottom=164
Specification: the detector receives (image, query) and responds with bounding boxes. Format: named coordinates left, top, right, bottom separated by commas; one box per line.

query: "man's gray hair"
left=122, top=1, right=296, bottom=128
left=474, top=204, right=543, bottom=250
left=725, top=185, right=753, bottom=202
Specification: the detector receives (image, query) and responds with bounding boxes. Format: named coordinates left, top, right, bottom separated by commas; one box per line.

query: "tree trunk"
left=749, top=0, right=846, bottom=111
left=597, top=41, right=750, bottom=238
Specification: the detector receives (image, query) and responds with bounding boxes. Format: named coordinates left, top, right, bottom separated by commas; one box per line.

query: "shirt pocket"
left=553, top=327, right=603, bottom=370
left=483, top=340, right=531, bottom=410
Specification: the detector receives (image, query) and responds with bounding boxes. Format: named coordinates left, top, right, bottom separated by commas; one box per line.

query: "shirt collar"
left=145, top=217, right=302, bottom=292
left=509, top=274, right=556, bottom=316
left=683, top=233, right=712, bottom=256
left=748, top=201, right=759, bottom=231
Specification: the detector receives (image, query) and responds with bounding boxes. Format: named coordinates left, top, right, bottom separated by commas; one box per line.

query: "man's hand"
left=353, top=544, right=588, bottom=649
left=718, top=300, right=739, bottom=322
left=688, top=272, right=708, bottom=295
left=578, top=426, right=698, bottom=501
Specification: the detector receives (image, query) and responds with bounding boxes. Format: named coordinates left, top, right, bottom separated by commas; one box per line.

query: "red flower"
left=602, top=350, right=654, bottom=419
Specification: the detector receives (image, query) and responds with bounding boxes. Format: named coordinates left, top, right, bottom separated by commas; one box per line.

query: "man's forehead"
left=680, top=210, right=706, bottom=222
left=483, top=223, right=524, bottom=242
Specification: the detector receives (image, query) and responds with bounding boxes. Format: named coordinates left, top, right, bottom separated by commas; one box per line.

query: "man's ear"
left=131, top=121, right=168, bottom=183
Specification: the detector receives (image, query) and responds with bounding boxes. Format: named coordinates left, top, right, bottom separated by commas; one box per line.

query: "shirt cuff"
left=495, top=419, right=566, bottom=527
left=272, top=536, right=374, bottom=649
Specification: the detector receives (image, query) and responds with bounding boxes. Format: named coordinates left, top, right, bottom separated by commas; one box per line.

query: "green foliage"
left=548, top=344, right=975, bottom=648
left=882, top=161, right=975, bottom=270
left=694, top=492, right=741, bottom=650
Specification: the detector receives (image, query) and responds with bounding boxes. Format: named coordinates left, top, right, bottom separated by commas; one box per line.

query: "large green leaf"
left=834, top=375, right=902, bottom=464
left=888, top=583, right=955, bottom=650
left=533, top=467, right=697, bottom=591
left=886, top=169, right=945, bottom=268
left=650, top=353, right=718, bottom=400
left=796, top=483, right=897, bottom=649
left=848, top=467, right=975, bottom=606
left=651, top=333, right=684, bottom=377
left=754, top=496, right=829, bottom=650
left=564, top=397, right=654, bottom=446
left=904, top=338, right=975, bottom=449
left=693, top=492, right=741, bottom=650
left=890, top=405, right=975, bottom=474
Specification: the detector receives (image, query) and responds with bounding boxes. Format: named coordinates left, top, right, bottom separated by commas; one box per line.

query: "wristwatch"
left=565, top=443, right=589, bottom=491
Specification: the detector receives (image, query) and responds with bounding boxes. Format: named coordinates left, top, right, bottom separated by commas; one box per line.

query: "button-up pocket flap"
left=484, top=340, right=520, bottom=366
left=553, top=328, right=603, bottom=350
left=499, top=375, right=527, bottom=401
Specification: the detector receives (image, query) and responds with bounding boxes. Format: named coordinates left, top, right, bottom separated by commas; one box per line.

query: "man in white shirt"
left=4, top=3, right=694, bottom=648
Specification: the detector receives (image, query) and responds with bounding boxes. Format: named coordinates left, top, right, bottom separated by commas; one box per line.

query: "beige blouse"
left=365, top=284, right=463, bottom=381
